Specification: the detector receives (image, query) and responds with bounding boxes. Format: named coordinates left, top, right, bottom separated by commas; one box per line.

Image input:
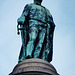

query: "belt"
left=29, top=18, right=47, bottom=24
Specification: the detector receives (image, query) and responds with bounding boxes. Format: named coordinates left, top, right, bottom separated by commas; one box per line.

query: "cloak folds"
left=18, top=4, right=55, bottom=62
left=18, top=19, right=55, bottom=62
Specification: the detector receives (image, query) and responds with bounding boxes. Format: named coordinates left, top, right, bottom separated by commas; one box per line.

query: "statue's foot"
left=18, top=57, right=25, bottom=63
left=33, top=52, right=40, bottom=58
left=26, top=55, right=32, bottom=59
left=33, top=54, right=39, bottom=58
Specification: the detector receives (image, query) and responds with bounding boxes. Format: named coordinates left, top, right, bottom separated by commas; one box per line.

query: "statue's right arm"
left=17, top=4, right=30, bottom=25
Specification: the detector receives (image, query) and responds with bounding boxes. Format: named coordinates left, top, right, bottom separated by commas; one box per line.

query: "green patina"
left=17, top=0, right=55, bottom=63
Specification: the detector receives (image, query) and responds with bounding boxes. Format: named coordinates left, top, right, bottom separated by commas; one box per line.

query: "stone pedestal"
left=10, top=58, right=59, bottom=75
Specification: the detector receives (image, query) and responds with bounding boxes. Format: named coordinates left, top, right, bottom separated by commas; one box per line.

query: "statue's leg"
left=33, top=27, right=46, bottom=58
left=26, top=27, right=38, bottom=58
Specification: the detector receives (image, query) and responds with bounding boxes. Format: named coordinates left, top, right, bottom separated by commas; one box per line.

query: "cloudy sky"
left=0, top=0, right=75, bottom=75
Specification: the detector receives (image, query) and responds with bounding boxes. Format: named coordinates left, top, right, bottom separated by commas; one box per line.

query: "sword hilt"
left=17, top=24, right=20, bottom=35
left=17, top=24, right=25, bottom=35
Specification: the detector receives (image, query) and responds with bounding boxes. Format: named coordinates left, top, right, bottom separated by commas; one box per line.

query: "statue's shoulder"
left=41, top=5, right=52, bottom=17
left=24, top=3, right=33, bottom=9
left=46, top=8, right=52, bottom=17
left=25, top=3, right=34, bottom=7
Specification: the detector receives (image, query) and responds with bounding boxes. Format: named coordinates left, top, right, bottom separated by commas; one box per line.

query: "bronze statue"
left=17, top=0, right=55, bottom=63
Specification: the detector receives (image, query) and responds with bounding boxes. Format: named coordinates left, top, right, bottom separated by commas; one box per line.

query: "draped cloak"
left=18, top=3, right=55, bottom=62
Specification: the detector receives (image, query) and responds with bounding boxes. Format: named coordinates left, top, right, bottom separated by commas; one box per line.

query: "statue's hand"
left=17, top=16, right=25, bottom=25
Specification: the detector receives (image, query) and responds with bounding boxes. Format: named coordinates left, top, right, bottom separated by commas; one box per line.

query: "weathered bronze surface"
left=17, top=0, right=55, bottom=62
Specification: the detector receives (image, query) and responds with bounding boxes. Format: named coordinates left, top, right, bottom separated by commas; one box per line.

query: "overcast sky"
left=0, top=0, right=75, bottom=75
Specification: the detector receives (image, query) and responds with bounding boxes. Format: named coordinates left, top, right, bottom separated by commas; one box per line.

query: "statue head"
left=34, top=0, right=43, bottom=5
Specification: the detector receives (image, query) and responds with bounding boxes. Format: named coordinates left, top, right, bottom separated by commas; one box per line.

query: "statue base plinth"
left=10, top=58, right=59, bottom=75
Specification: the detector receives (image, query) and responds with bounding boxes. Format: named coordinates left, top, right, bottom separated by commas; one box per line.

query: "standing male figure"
left=17, top=0, right=55, bottom=62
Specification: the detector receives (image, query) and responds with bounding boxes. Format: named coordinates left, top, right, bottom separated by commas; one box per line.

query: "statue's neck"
left=34, top=2, right=41, bottom=5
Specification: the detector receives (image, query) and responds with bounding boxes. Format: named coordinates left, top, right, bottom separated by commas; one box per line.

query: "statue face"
left=34, top=0, right=43, bottom=3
